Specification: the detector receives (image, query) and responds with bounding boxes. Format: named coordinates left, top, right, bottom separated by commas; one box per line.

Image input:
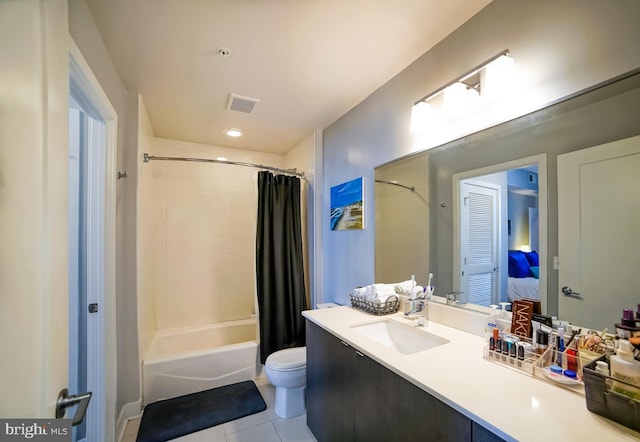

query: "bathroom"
left=2, top=1, right=640, bottom=441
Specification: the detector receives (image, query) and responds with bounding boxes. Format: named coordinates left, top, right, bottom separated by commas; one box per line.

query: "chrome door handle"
left=56, top=389, right=92, bottom=426
left=561, top=286, right=583, bottom=299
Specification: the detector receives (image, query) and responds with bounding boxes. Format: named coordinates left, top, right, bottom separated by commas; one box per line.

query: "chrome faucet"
left=404, top=293, right=428, bottom=326
left=445, top=291, right=465, bottom=305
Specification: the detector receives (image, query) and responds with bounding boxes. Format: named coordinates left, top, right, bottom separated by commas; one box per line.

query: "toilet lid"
left=266, top=347, right=306, bottom=371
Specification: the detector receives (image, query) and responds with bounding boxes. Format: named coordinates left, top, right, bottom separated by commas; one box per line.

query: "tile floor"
left=120, top=377, right=317, bottom=442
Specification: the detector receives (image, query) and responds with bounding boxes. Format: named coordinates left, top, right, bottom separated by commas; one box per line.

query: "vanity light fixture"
left=224, top=128, right=242, bottom=137
left=411, top=50, right=515, bottom=133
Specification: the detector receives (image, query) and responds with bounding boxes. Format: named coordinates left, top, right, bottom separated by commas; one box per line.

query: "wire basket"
left=349, top=293, right=400, bottom=315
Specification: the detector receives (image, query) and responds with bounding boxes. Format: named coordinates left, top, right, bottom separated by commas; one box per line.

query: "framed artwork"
left=330, top=177, right=364, bottom=230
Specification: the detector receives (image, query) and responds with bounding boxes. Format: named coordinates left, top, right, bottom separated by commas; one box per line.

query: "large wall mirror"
left=375, top=69, right=640, bottom=331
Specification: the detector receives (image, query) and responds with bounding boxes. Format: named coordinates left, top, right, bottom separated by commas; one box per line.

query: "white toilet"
left=264, top=346, right=306, bottom=419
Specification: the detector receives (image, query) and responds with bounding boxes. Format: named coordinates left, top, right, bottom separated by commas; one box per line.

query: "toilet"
left=264, top=346, right=306, bottom=419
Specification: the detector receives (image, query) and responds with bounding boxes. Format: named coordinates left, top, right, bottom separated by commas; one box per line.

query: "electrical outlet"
left=553, top=256, right=559, bottom=270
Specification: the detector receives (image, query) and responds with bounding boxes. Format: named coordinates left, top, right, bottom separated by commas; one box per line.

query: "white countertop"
left=302, top=306, right=640, bottom=442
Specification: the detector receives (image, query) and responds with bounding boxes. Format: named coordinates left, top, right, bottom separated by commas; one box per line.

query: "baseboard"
left=116, top=399, right=142, bottom=442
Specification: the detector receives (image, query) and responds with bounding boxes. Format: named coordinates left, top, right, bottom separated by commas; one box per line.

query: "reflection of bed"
left=507, top=277, right=539, bottom=302
left=507, top=249, right=540, bottom=302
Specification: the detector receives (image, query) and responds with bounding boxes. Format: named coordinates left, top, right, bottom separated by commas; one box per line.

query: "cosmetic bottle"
left=556, top=327, right=565, bottom=367
left=609, top=339, right=640, bottom=400
left=615, top=308, right=640, bottom=339
left=496, top=302, right=511, bottom=333
left=535, top=330, right=549, bottom=356
left=595, top=360, right=610, bottom=376
left=484, top=305, right=499, bottom=340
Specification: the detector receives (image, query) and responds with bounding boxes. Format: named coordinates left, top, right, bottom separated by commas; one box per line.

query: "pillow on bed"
left=525, top=250, right=539, bottom=267
left=529, top=266, right=540, bottom=279
left=508, top=250, right=530, bottom=278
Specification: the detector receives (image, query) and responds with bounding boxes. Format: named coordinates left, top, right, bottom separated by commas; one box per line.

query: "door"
left=67, top=38, right=118, bottom=440
left=558, top=135, right=640, bottom=330
left=68, top=93, right=106, bottom=440
left=0, top=0, right=70, bottom=418
left=0, top=4, right=116, bottom=438
left=460, top=181, right=500, bottom=306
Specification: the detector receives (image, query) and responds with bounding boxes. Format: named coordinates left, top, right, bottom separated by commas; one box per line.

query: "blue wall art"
left=330, top=177, right=364, bottom=231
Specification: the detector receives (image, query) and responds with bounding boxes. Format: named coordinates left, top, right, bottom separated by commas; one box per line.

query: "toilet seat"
left=265, top=347, right=306, bottom=371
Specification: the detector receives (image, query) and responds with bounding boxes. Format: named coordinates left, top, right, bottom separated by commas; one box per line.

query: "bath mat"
left=136, top=380, right=266, bottom=442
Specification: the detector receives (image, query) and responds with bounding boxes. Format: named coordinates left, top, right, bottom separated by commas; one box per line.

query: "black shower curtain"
left=256, top=171, right=307, bottom=364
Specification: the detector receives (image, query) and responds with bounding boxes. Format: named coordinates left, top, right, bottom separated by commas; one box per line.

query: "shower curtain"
left=256, top=171, right=307, bottom=364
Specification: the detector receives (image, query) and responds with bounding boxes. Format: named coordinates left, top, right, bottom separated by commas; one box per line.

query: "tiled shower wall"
left=139, top=137, right=287, bottom=330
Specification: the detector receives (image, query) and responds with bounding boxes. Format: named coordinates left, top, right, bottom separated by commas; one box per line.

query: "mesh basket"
left=349, top=293, right=400, bottom=315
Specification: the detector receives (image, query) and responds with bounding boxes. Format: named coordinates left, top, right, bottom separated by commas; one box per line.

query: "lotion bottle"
left=609, top=339, right=640, bottom=400
left=484, top=305, right=499, bottom=340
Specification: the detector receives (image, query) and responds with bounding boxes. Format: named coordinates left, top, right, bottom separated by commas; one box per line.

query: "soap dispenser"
left=496, top=302, right=511, bottom=334
left=484, top=305, right=499, bottom=340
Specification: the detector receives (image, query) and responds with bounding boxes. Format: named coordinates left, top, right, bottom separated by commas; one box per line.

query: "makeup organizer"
left=483, top=330, right=594, bottom=396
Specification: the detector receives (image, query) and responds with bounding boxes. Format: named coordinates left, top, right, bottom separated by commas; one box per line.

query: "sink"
left=351, top=319, right=449, bottom=354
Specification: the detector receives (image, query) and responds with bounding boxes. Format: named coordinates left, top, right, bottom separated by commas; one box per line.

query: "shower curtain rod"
left=143, top=153, right=306, bottom=179
left=374, top=179, right=415, bottom=192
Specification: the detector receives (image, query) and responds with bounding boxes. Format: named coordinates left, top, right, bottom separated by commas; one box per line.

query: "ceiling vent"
left=226, top=94, right=260, bottom=113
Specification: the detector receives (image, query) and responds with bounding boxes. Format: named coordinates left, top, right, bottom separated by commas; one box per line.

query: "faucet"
left=404, top=293, right=428, bottom=326
left=445, top=291, right=465, bottom=305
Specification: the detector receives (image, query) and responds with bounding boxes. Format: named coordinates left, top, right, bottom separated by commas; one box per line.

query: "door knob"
left=56, top=389, right=92, bottom=426
left=561, top=286, right=583, bottom=299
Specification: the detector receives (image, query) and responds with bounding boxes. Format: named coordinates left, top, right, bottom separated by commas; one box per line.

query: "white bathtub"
left=142, top=319, right=259, bottom=405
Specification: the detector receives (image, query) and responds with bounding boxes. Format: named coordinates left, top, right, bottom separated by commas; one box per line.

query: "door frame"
left=69, top=38, right=118, bottom=441
left=452, top=153, right=548, bottom=310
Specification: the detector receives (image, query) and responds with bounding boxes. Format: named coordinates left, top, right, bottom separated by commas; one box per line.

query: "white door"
left=0, top=5, right=117, bottom=439
left=68, top=93, right=107, bottom=441
left=460, top=182, right=500, bottom=306
left=68, top=40, right=118, bottom=441
left=558, top=135, right=640, bottom=330
left=0, top=0, right=69, bottom=418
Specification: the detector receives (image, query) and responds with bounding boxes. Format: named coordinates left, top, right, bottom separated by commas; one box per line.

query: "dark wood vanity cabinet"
left=306, top=320, right=505, bottom=442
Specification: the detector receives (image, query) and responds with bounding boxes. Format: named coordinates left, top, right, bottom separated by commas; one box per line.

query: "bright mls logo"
left=0, top=419, right=71, bottom=441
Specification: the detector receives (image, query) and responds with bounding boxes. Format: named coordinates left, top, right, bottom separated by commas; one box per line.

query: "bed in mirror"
left=375, top=69, right=640, bottom=331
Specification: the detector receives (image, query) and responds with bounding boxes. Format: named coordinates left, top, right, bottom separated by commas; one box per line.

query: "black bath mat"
left=136, top=380, right=266, bottom=442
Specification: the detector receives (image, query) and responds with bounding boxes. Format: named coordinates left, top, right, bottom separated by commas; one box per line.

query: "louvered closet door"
left=461, top=182, right=499, bottom=306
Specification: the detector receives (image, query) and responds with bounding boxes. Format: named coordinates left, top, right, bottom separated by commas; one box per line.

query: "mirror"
left=375, top=69, right=640, bottom=325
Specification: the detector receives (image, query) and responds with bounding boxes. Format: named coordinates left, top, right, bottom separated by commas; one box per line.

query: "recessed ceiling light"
left=225, top=128, right=242, bottom=137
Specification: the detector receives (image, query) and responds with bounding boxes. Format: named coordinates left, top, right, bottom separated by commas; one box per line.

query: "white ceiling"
left=85, top=0, right=492, bottom=154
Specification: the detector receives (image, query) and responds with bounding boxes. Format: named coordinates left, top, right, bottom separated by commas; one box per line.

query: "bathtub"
left=142, top=319, right=259, bottom=405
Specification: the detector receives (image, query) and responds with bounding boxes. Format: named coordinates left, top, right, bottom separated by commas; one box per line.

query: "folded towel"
left=352, top=284, right=397, bottom=303
left=409, top=285, right=425, bottom=299
left=394, top=280, right=416, bottom=295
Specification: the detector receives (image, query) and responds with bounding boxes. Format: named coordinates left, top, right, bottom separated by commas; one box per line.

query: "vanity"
left=303, top=305, right=640, bottom=442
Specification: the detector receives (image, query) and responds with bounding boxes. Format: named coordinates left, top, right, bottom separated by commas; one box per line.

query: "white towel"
left=394, top=279, right=415, bottom=295
left=409, top=285, right=425, bottom=299
left=352, top=284, right=397, bottom=303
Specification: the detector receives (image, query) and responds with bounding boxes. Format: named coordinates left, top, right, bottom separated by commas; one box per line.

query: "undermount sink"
left=351, top=319, right=449, bottom=354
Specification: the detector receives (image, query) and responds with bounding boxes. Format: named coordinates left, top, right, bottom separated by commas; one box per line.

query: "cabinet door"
left=353, top=350, right=395, bottom=442
left=306, top=322, right=354, bottom=442
left=389, top=369, right=472, bottom=441
left=472, top=421, right=507, bottom=442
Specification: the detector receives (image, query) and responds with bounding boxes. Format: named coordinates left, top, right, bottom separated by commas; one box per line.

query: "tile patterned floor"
left=120, top=377, right=316, bottom=442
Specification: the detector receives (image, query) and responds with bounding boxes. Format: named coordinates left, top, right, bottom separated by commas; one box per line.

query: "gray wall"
left=321, top=0, right=640, bottom=306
